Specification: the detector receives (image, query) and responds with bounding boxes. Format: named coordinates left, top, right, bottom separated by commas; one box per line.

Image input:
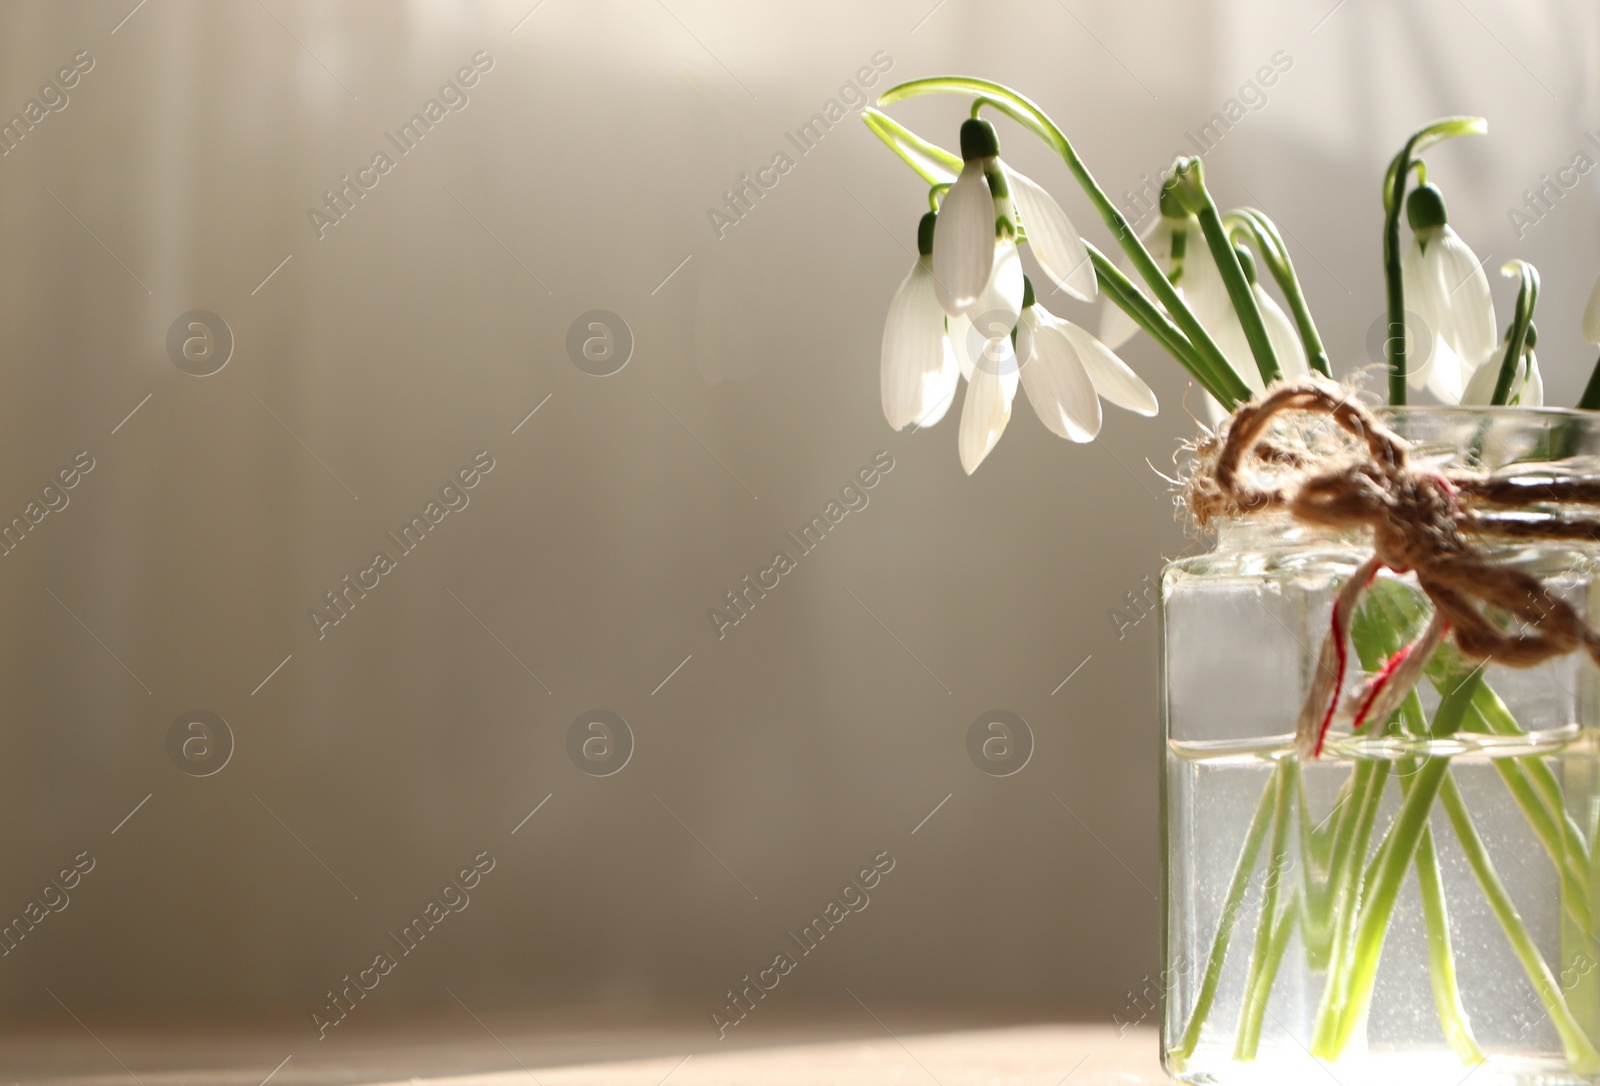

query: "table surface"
left=0, top=1017, right=1163, bottom=1086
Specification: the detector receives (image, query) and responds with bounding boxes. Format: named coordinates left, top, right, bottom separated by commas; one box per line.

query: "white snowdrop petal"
left=913, top=336, right=961, bottom=429
left=1520, top=352, right=1543, bottom=407
left=1018, top=320, right=1101, bottom=442
left=1585, top=275, right=1600, bottom=346
left=1177, top=219, right=1229, bottom=329
left=880, top=259, right=946, bottom=431
left=972, top=243, right=1024, bottom=335
left=958, top=365, right=1013, bottom=474
left=999, top=355, right=1021, bottom=407
left=1254, top=284, right=1308, bottom=381
left=1177, top=225, right=1263, bottom=396
left=1009, top=167, right=1096, bottom=302
left=1460, top=353, right=1505, bottom=405
left=1058, top=319, right=1158, bottom=417
left=1400, top=239, right=1440, bottom=392
left=1434, top=228, right=1496, bottom=367
left=979, top=323, right=1022, bottom=405
left=1015, top=309, right=1037, bottom=369
left=1424, top=338, right=1469, bottom=404
left=932, top=162, right=997, bottom=317
left=1212, top=309, right=1264, bottom=397
left=947, top=313, right=978, bottom=382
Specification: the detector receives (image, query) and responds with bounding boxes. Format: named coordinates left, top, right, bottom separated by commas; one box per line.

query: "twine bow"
left=1188, top=377, right=1600, bottom=757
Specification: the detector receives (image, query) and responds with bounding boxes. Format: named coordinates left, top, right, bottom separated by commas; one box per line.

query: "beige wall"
left=0, top=0, right=1595, bottom=1036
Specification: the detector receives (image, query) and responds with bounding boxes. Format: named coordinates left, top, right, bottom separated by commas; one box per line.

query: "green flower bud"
left=959, top=118, right=1000, bottom=161
left=917, top=211, right=937, bottom=257
left=1406, top=183, right=1449, bottom=233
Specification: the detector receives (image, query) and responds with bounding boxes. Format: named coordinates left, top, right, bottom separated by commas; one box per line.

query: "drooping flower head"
left=881, top=211, right=959, bottom=431
left=934, top=118, right=1017, bottom=320
left=934, top=118, right=1096, bottom=326
left=1401, top=182, right=1496, bottom=402
left=1462, top=323, right=1543, bottom=407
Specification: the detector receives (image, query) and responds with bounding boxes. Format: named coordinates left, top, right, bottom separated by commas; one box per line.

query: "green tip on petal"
left=1021, top=275, right=1035, bottom=309
left=959, top=117, right=999, bottom=161
left=917, top=211, right=937, bottom=256
left=1406, top=183, right=1448, bottom=232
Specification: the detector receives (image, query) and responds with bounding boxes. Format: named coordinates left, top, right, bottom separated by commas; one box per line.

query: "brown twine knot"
left=1187, top=376, right=1600, bottom=756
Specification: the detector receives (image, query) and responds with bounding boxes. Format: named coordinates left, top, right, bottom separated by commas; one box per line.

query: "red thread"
left=1314, top=598, right=1348, bottom=758
left=1351, top=643, right=1412, bottom=732
left=1315, top=562, right=1386, bottom=756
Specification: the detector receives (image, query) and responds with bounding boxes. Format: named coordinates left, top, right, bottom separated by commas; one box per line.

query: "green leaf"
left=1350, top=577, right=1428, bottom=669
left=860, top=108, right=960, bottom=186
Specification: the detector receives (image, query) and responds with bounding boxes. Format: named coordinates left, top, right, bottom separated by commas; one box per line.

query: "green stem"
left=1439, top=774, right=1600, bottom=1072
left=1233, top=759, right=1296, bottom=1059
left=1171, top=764, right=1280, bottom=1063
left=1381, top=117, right=1488, bottom=405
left=1085, top=244, right=1231, bottom=402
left=1499, top=756, right=1595, bottom=931
left=1470, top=687, right=1595, bottom=904
left=1298, top=769, right=1346, bottom=969
left=1169, top=160, right=1280, bottom=388
left=1415, top=823, right=1485, bottom=1063
left=1491, top=260, right=1539, bottom=406
left=1225, top=208, right=1331, bottom=376
left=1312, top=668, right=1483, bottom=1060
left=1440, top=691, right=1595, bottom=935
left=1311, top=759, right=1389, bottom=1047
left=1383, top=189, right=1408, bottom=406
left=1234, top=887, right=1300, bottom=1060
left=877, top=77, right=1253, bottom=407
left=1405, top=761, right=1486, bottom=1064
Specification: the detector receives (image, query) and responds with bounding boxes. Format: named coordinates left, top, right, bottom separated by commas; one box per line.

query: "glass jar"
left=1162, top=406, right=1600, bottom=1085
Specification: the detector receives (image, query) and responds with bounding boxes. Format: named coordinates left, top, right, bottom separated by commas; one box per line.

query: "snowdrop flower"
left=1462, top=326, right=1542, bottom=407
left=1401, top=183, right=1496, bottom=402
left=881, top=212, right=959, bottom=430
left=958, top=278, right=1157, bottom=473
left=934, top=118, right=1094, bottom=321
